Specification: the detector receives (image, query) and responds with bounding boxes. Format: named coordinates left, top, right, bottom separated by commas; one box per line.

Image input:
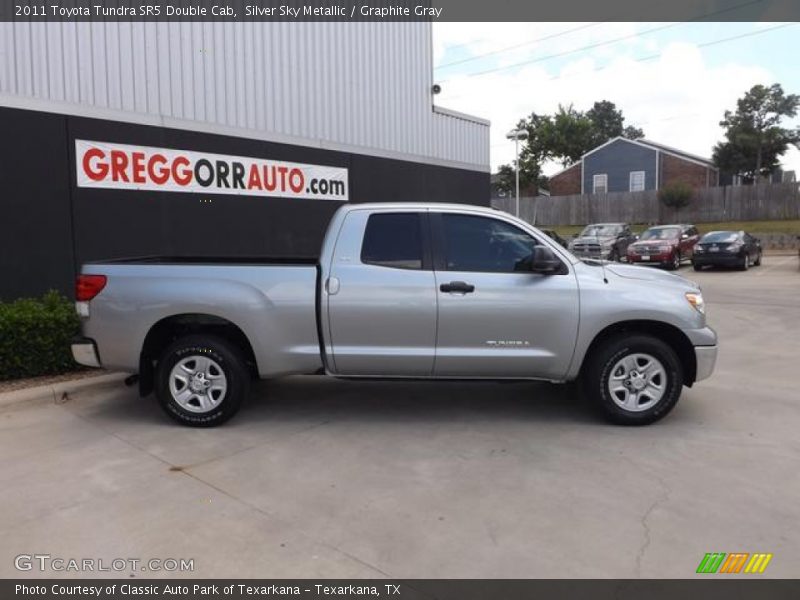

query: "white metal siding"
left=0, top=22, right=488, bottom=171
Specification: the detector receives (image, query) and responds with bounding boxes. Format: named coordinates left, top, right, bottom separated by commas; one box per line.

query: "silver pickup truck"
left=72, top=203, right=717, bottom=427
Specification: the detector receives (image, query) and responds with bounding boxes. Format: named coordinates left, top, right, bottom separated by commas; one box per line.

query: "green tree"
left=712, top=83, right=800, bottom=183
left=586, top=100, right=644, bottom=149
left=658, top=182, right=693, bottom=219
left=495, top=100, right=644, bottom=192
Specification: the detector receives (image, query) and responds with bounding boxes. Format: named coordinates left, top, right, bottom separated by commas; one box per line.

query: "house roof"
left=547, top=161, right=581, bottom=179
left=582, top=136, right=716, bottom=169
left=546, top=136, right=717, bottom=181
left=636, top=138, right=716, bottom=167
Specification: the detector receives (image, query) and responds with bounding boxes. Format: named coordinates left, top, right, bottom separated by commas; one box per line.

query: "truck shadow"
left=239, top=376, right=596, bottom=426
left=70, top=374, right=701, bottom=429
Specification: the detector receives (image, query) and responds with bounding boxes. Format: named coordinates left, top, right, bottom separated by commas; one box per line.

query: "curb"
left=0, top=372, right=129, bottom=409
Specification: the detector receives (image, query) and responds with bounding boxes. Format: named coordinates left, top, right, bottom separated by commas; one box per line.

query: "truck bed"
left=80, top=258, right=323, bottom=378
left=85, top=255, right=319, bottom=266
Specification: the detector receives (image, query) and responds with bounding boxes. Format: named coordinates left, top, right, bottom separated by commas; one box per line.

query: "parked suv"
left=627, top=224, right=700, bottom=270
left=568, top=223, right=636, bottom=261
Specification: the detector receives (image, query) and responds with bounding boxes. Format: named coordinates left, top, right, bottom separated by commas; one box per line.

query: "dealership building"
left=0, top=22, right=490, bottom=299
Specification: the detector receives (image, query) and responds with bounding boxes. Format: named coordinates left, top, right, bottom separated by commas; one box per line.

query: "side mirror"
left=527, top=246, right=562, bottom=274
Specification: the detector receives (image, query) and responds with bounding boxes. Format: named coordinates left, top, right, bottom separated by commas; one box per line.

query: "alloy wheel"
left=607, top=353, right=667, bottom=412
left=168, top=355, right=228, bottom=413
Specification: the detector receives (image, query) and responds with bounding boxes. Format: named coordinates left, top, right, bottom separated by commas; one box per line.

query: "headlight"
left=685, top=292, right=705, bottom=315
left=694, top=246, right=704, bottom=253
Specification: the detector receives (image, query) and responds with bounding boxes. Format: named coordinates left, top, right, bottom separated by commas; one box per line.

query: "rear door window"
left=361, top=213, right=424, bottom=270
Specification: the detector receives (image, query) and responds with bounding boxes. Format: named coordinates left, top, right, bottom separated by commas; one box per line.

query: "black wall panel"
left=2, top=106, right=489, bottom=299
left=0, top=108, right=75, bottom=300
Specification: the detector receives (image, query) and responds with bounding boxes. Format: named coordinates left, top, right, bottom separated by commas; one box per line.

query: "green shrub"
left=0, top=290, right=81, bottom=381
left=658, top=182, right=693, bottom=213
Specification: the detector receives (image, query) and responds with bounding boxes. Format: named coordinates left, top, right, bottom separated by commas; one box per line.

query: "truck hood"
left=605, top=263, right=698, bottom=290
left=570, top=235, right=616, bottom=246
left=629, top=239, right=677, bottom=249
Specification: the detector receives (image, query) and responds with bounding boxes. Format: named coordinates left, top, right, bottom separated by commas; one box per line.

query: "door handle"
left=440, top=281, right=475, bottom=294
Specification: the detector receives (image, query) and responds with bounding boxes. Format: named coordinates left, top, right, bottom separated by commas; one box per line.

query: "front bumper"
left=71, top=337, right=101, bottom=368
left=694, top=345, right=718, bottom=382
left=628, top=252, right=672, bottom=264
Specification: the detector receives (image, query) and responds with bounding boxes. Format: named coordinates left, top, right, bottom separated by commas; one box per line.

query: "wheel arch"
left=580, top=320, right=697, bottom=387
left=138, top=313, right=259, bottom=396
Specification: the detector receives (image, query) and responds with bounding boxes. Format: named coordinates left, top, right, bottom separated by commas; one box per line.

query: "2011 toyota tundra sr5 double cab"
left=72, top=203, right=717, bottom=427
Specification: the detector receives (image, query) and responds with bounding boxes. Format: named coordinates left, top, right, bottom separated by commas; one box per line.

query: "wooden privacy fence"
left=491, top=182, right=800, bottom=226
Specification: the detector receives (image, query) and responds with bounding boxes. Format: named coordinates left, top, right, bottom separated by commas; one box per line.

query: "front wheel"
left=667, top=251, right=680, bottom=270
left=740, top=253, right=750, bottom=271
left=155, top=335, right=250, bottom=427
left=582, top=334, right=683, bottom=425
left=753, top=251, right=762, bottom=266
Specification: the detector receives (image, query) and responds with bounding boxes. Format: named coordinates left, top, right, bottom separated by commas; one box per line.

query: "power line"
left=435, top=23, right=603, bottom=70
left=480, top=22, right=797, bottom=161
left=460, top=21, right=683, bottom=80
left=437, top=0, right=764, bottom=83
left=439, top=22, right=796, bottom=102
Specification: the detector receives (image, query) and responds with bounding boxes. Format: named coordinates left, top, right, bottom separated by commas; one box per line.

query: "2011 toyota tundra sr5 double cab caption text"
left=71, top=204, right=718, bottom=427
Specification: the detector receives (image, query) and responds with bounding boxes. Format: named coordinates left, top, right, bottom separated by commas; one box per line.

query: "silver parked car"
left=72, top=203, right=717, bottom=427
left=568, top=222, right=637, bottom=262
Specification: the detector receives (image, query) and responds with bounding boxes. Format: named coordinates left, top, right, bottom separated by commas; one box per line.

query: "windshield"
left=701, top=231, right=739, bottom=243
left=580, top=224, right=622, bottom=237
left=640, top=227, right=680, bottom=241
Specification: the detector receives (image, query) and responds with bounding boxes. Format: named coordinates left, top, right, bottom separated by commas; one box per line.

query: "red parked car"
left=627, top=224, right=700, bottom=270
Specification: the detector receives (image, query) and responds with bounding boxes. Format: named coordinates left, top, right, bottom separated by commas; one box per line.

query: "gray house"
left=549, top=137, right=719, bottom=196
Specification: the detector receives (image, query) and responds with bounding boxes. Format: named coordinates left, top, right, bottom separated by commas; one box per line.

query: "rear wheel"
left=754, top=251, right=762, bottom=266
left=582, top=334, right=683, bottom=425
left=155, top=335, right=250, bottom=427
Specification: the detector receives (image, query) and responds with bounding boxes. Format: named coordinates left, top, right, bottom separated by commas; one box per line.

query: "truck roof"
left=338, top=202, right=505, bottom=215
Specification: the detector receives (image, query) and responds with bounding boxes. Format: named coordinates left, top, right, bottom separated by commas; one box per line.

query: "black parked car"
left=692, top=230, right=762, bottom=271
left=540, top=229, right=569, bottom=248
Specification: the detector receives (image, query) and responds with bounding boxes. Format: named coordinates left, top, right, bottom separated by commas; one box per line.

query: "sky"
left=431, top=22, right=800, bottom=177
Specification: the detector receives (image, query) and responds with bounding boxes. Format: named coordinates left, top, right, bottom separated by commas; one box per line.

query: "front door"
left=326, top=210, right=437, bottom=376
left=432, top=212, right=579, bottom=379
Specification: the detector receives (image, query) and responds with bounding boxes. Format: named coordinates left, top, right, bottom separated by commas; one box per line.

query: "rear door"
left=325, top=210, right=437, bottom=376
left=431, top=212, right=579, bottom=379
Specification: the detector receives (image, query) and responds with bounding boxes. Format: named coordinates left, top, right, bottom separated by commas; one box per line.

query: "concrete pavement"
left=1, top=255, right=798, bottom=579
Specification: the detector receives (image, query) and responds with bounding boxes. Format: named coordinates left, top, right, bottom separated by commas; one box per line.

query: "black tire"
left=582, top=334, right=683, bottom=425
left=754, top=251, right=762, bottom=266
left=739, top=253, right=750, bottom=271
left=155, top=335, right=250, bottom=427
left=608, top=248, right=620, bottom=262
left=693, top=263, right=703, bottom=272
left=666, top=251, right=680, bottom=270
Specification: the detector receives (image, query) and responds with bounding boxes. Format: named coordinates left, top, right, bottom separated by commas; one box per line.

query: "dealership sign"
left=75, top=140, right=349, bottom=201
